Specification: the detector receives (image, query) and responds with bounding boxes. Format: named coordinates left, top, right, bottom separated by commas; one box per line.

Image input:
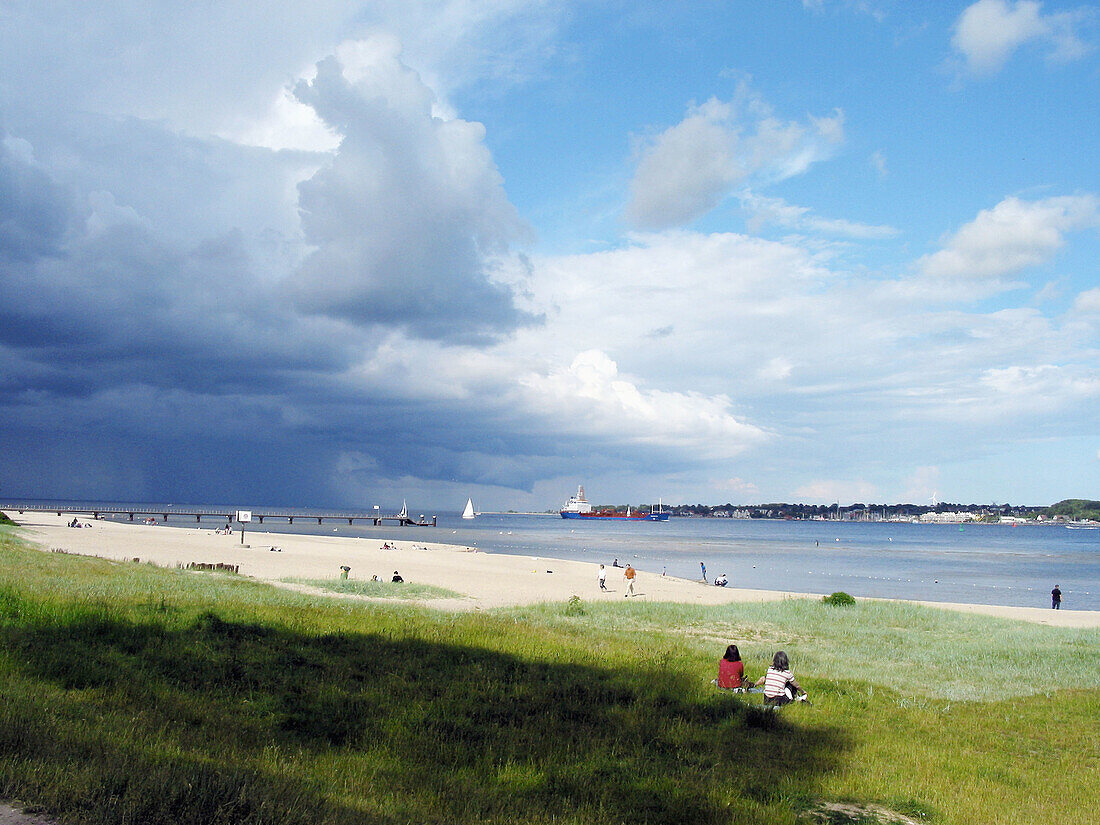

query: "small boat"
left=461, top=498, right=476, bottom=520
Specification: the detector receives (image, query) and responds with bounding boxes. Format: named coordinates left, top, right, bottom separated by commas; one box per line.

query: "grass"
left=283, top=577, right=462, bottom=601
left=0, top=528, right=1096, bottom=824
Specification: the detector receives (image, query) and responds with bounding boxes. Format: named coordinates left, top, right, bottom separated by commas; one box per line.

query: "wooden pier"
left=1, top=504, right=436, bottom=528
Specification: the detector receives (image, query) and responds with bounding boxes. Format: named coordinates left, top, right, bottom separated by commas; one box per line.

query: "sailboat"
left=461, top=498, right=476, bottom=520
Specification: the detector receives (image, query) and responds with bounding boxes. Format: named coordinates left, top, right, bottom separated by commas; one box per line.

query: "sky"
left=1, top=0, right=1098, bottom=511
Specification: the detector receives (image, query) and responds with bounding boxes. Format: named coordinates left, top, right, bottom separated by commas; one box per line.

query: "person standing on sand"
left=700, top=562, right=707, bottom=583
left=598, top=564, right=608, bottom=591
left=1052, top=584, right=1062, bottom=609
left=624, top=564, right=636, bottom=597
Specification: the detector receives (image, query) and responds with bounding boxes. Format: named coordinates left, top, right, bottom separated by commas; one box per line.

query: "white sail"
left=462, top=498, right=476, bottom=519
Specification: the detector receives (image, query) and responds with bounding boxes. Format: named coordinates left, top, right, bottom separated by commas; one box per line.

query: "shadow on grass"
left=0, top=593, right=850, bottom=824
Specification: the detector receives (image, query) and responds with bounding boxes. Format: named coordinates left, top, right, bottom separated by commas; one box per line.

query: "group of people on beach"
left=718, top=644, right=808, bottom=706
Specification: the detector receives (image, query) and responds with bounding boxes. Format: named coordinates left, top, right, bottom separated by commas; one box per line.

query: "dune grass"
left=0, top=530, right=1096, bottom=824
left=283, top=577, right=462, bottom=601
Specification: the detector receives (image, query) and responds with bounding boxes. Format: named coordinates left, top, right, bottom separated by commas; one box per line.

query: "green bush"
left=823, top=591, right=856, bottom=606
left=564, top=594, right=585, bottom=616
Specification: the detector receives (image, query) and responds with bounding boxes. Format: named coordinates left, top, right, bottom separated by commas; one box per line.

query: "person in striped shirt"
left=754, top=651, right=805, bottom=705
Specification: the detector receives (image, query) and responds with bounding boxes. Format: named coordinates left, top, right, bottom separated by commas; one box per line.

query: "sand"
left=0, top=804, right=57, bottom=825
left=6, top=511, right=1099, bottom=628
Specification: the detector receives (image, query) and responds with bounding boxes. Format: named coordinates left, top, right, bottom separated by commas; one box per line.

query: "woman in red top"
left=717, top=644, right=746, bottom=689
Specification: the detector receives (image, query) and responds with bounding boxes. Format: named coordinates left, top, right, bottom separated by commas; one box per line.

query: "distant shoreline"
left=6, top=510, right=1099, bottom=628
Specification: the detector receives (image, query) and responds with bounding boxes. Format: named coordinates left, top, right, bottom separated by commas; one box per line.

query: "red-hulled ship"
left=559, top=486, right=669, bottom=521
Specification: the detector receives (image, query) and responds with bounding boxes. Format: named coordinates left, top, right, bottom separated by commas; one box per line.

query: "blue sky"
left=1, top=1, right=1098, bottom=510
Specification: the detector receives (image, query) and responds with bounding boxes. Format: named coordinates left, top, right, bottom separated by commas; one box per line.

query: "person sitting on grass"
left=717, top=644, right=747, bottom=689
left=391, top=571, right=403, bottom=583
left=755, top=650, right=806, bottom=705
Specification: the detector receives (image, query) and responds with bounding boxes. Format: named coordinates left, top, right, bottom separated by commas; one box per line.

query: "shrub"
left=823, top=591, right=856, bottom=607
left=564, top=594, right=585, bottom=616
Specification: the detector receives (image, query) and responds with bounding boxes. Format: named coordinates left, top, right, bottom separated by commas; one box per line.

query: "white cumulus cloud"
left=518, top=350, right=770, bottom=458
left=952, top=0, right=1092, bottom=75
left=1072, top=288, right=1100, bottom=313
left=918, top=195, right=1099, bottom=285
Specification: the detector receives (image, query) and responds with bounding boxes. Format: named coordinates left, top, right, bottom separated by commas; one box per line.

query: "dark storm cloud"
left=0, top=136, right=72, bottom=262
left=288, top=51, right=537, bottom=344
left=0, top=41, right=541, bottom=503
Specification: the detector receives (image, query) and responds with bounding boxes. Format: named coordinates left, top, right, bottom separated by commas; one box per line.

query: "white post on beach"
left=236, top=510, right=252, bottom=545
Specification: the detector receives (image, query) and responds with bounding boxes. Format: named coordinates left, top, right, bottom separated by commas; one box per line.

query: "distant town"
left=542, top=498, right=1100, bottom=524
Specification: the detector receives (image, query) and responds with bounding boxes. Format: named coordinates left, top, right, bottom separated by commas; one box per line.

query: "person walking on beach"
left=1052, top=584, right=1062, bottom=609
left=624, top=564, right=636, bottom=597
left=700, top=562, right=707, bottom=583
left=598, top=564, right=608, bottom=591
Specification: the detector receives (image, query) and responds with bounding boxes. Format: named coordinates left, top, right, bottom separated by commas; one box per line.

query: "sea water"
left=16, top=501, right=1099, bottom=611
left=422, top=513, right=1099, bottom=611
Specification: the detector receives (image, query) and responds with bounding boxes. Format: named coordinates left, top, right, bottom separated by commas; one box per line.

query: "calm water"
left=12, top=501, right=1099, bottom=610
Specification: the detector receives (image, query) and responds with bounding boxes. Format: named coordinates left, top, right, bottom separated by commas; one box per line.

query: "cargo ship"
left=559, top=486, right=669, bottom=521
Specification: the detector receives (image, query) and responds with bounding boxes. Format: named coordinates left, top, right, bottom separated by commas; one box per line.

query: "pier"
left=1, top=504, right=436, bottom=528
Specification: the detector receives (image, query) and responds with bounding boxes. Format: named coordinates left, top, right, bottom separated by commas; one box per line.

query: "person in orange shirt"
left=624, top=564, right=636, bottom=597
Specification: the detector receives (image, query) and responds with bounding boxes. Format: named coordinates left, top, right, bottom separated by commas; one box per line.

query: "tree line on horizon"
left=571, top=499, right=1100, bottom=521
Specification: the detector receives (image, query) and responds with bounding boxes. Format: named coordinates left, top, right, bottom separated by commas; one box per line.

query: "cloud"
left=917, top=195, right=1099, bottom=285
left=0, top=29, right=542, bottom=502
left=1072, top=288, right=1100, bottom=313
left=714, top=477, right=760, bottom=498
left=977, top=364, right=1100, bottom=413
left=287, top=36, right=536, bottom=343
left=517, top=350, right=770, bottom=458
left=951, top=0, right=1092, bottom=75
left=869, top=150, right=887, bottom=177
left=793, top=479, right=878, bottom=504
left=902, top=466, right=941, bottom=505
left=739, top=191, right=899, bottom=239
left=0, top=136, right=73, bottom=262
left=624, top=94, right=844, bottom=230
left=0, top=3, right=570, bottom=150
left=758, top=357, right=794, bottom=381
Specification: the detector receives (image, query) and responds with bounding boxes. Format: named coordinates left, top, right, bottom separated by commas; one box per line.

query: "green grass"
left=284, top=577, right=463, bottom=600
left=0, top=530, right=1096, bottom=825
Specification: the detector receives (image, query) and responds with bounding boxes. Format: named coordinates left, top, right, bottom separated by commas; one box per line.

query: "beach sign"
left=236, top=510, right=252, bottom=523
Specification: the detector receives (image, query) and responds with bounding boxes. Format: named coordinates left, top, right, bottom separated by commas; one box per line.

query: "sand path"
left=6, top=511, right=1098, bottom=627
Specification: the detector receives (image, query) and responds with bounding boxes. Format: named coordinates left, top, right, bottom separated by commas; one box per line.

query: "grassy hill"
left=0, top=526, right=1096, bottom=824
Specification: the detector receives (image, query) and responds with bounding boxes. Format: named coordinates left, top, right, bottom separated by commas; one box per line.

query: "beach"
left=8, top=511, right=1098, bottom=628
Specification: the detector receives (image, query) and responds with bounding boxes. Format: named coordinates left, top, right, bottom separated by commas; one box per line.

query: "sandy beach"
left=7, top=511, right=1099, bottom=628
